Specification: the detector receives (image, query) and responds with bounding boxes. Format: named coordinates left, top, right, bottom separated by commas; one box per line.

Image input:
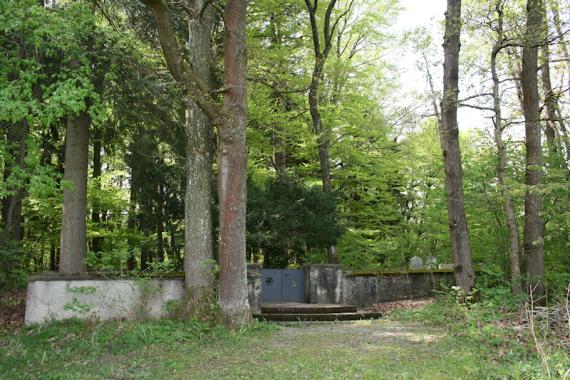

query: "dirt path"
left=175, top=319, right=495, bottom=380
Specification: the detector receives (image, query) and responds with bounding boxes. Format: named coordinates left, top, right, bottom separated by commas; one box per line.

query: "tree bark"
left=540, top=18, right=569, bottom=170
left=490, top=2, right=522, bottom=295
left=91, top=126, right=103, bottom=254
left=549, top=0, right=569, bottom=101
left=217, top=0, right=251, bottom=330
left=304, top=0, right=345, bottom=264
left=156, top=183, right=165, bottom=262
left=440, top=0, right=475, bottom=292
left=142, top=0, right=251, bottom=329
left=59, top=112, right=90, bottom=273
left=521, top=0, right=545, bottom=300
left=184, top=0, right=215, bottom=309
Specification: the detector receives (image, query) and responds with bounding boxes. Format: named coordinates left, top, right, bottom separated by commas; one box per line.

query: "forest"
left=1, top=0, right=569, bottom=336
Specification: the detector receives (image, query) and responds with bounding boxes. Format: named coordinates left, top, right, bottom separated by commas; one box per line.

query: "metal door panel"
left=282, top=270, right=305, bottom=302
left=261, top=269, right=282, bottom=302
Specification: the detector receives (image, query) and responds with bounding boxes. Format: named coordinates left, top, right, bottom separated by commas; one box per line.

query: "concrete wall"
left=305, top=264, right=343, bottom=304
left=25, top=278, right=184, bottom=325
left=25, top=267, right=262, bottom=325
left=305, top=265, right=454, bottom=308
left=247, top=264, right=261, bottom=314
left=342, top=272, right=454, bottom=308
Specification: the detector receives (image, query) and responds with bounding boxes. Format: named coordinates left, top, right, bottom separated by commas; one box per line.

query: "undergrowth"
left=388, top=281, right=570, bottom=379
left=0, top=318, right=277, bottom=379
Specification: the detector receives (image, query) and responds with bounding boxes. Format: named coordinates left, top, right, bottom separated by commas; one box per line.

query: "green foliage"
left=0, top=241, right=26, bottom=291
left=247, top=175, right=342, bottom=267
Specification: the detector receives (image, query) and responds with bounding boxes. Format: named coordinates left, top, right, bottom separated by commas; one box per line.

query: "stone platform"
left=255, top=302, right=382, bottom=322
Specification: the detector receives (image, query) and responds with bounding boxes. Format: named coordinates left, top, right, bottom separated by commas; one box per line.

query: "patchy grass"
left=0, top=313, right=550, bottom=379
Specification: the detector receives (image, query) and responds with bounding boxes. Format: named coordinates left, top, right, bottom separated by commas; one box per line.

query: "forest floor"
left=0, top=319, right=497, bottom=379
left=1, top=297, right=560, bottom=379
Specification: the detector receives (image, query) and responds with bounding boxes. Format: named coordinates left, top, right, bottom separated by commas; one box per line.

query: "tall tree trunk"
left=91, top=126, right=103, bottom=254
left=127, top=201, right=137, bottom=271
left=59, top=112, right=90, bottom=273
left=308, top=61, right=337, bottom=263
left=218, top=0, right=251, bottom=330
left=540, top=18, right=569, bottom=170
left=49, top=239, right=57, bottom=271
left=156, top=183, right=165, bottom=262
left=440, top=0, right=475, bottom=292
left=522, top=0, right=545, bottom=300
left=2, top=120, right=27, bottom=243
left=491, top=2, right=522, bottom=295
left=142, top=0, right=251, bottom=328
left=304, top=0, right=344, bottom=264
left=184, top=0, right=215, bottom=309
left=549, top=0, right=569, bottom=100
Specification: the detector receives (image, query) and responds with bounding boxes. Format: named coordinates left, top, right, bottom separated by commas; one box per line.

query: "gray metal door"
left=261, top=269, right=283, bottom=302
left=282, top=270, right=305, bottom=302
left=261, top=269, right=305, bottom=303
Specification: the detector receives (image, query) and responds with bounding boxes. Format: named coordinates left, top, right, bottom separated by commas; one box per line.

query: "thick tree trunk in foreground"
left=217, top=0, right=251, bottom=329
left=143, top=0, right=251, bottom=329
left=440, top=0, right=475, bottom=293
left=2, top=121, right=27, bottom=243
left=184, top=0, right=215, bottom=309
left=60, top=112, right=90, bottom=273
left=490, top=2, right=522, bottom=295
left=521, top=0, right=545, bottom=300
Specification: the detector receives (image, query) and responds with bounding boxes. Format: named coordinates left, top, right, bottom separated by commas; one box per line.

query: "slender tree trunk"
left=184, top=0, right=215, bottom=309
left=440, top=0, right=475, bottom=292
left=59, top=112, right=90, bottom=273
left=156, top=183, right=165, bottom=262
left=2, top=120, right=27, bottom=243
left=308, top=62, right=337, bottom=263
left=127, top=157, right=138, bottom=271
left=49, top=239, right=57, bottom=271
left=218, top=0, right=251, bottom=330
left=550, top=0, right=569, bottom=100
left=540, top=20, right=569, bottom=170
left=521, top=0, right=545, bottom=300
left=91, top=127, right=103, bottom=254
left=490, top=2, right=522, bottom=294
left=304, top=0, right=342, bottom=264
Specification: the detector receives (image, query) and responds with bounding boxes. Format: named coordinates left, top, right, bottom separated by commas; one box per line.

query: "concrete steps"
left=254, top=302, right=382, bottom=322
left=255, top=311, right=382, bottom=322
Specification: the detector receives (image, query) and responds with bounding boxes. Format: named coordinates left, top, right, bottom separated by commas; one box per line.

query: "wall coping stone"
left=345, top=269, right=455, bottom=277
left=28, top=271, right=186, bottom=281
left=304, top=264, right=342, bottom=269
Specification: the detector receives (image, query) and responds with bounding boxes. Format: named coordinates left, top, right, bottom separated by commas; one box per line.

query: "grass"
left=1, top=311, right=559, bottom=379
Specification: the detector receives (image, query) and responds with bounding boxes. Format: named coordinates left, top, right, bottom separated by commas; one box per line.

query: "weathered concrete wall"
left=247, top=264, right=261, bottom=314
left=25, top=269, right=262, bottom=325
left=25, top=279, right=184, bottom=325
left=305, top=264, right=343, bottom=304
left=342, top=272, right=454, bottom=308
left=305, top=265, right=454, bottom=308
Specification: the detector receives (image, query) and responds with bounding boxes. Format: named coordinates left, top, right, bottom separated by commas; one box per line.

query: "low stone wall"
left=25, top=265, right=261, bottom=325
left=305, top=265, right=454, bottom=308
left=342, top=271, right=454, bottom=308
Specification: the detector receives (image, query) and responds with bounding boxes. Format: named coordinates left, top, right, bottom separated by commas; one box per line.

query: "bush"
left=0, top=241, right=27, bottom=291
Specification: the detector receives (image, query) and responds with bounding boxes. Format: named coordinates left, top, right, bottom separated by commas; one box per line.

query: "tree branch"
left=140, top=0, right=222, bottom=126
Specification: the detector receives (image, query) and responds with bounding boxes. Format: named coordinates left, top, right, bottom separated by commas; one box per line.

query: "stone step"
left=261, top=303, right=357, bottom=314
left=254, top=312, right=382, bottom=322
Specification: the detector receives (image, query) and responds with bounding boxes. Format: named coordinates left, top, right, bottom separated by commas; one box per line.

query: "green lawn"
left=0, top=315, right=548, bottom=379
